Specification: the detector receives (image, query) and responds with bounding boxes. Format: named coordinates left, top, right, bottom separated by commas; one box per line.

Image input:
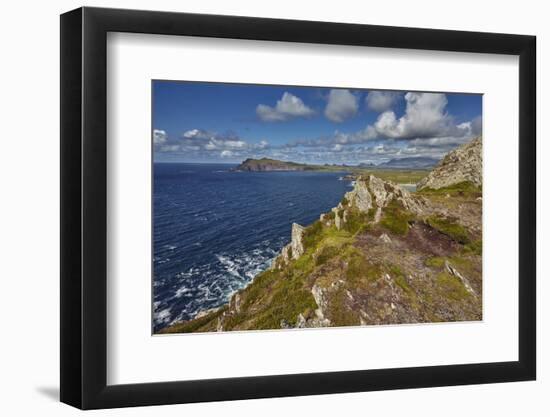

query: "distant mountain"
left=377, top=157, right=439, bottom=169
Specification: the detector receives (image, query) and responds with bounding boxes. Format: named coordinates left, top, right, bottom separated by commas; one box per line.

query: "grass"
left=345, top=250, right=382, bottom=286
left=463, top=239, right=482, bottom=255
left=252, top=286, right=317, bottom=329
left=380, top=200, right=414, bottom=235
left=425, top=215, right=470, bottom=244
left=326, top=287, right=361, bottom=326
left=354, top=169, right=429, bottom=184
left=419, top=181, right=481, bottom=197
left=387, top=265, right=412, bottom=295
left=239, top=269, right=280, bottom=311
left=436, top=271, right=470, bottom=301
left=424, top=256, right=446, bottom=268
left=342, top=209, right=371, bottom=235
left=315, top=245, right=340, bottom=265
left=159, top=307, right=226, bottom=334
left=302, top=220, right=324, bottom=250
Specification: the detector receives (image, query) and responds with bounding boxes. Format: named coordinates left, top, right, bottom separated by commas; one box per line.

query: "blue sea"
left=153, top=163, right=353, bottom=331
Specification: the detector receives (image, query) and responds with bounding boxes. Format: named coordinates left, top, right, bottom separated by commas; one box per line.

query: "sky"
left=152, top=80, right=482, bottom=165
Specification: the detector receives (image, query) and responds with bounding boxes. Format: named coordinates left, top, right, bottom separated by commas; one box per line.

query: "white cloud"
left=220, top=150, right=234, bottom=158
left=183, top=129, right=210, bottom=139
left=255, top=140, right=269, bottom=149
left=153, top=129, right=167, bottom=144
left=256, top=92, right=315, bottom=122
left=372, top=92, right=467, bottom=140
left=366, top=91, right=401, bottom=112
left=324, top=89, right=358, bottom=123
left=471, top=115, right=482, bottom=136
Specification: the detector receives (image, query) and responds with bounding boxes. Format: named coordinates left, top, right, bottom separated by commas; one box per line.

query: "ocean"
left=153, top=163, right=353, bottom=331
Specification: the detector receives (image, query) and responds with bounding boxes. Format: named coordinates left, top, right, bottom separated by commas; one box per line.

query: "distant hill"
left=234, top=158, right=349, bottom=172
left=377, top=156, right=439, bottom=170
left=234, top=158, right=311, bottom=172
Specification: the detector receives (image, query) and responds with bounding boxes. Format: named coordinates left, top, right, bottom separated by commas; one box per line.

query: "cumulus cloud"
left=366, top=91, right=401, bottom=112
left=256, top=92, right=315, bottom=122
left=371, top=92, right=470, bottom=140
left=324, top=89, right=358, bottom=123
left=153, top=129, right=167, bottom=144
left=183, top=128, right=210, bottom=139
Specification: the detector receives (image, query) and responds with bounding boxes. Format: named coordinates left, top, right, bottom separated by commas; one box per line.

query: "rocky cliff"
left=417, top=136, right=482, bottom=191
left=161, top=138, right=483, bottom=333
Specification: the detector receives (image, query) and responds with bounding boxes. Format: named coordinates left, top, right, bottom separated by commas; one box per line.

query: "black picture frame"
left=60, top=6, right=536, bottom=410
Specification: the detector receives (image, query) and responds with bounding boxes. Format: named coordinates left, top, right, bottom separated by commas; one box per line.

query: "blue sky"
left=153, top=80, right=482, bottom=164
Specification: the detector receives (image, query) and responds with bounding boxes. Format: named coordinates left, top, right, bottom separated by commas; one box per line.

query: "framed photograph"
left=60, top=7, right=536, bottom=409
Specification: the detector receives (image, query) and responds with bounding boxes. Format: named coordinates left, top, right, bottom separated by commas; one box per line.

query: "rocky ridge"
left=417, top=136, right=482, bottom=191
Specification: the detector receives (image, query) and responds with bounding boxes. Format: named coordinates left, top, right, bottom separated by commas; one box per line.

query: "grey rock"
left=379, top=233, right=392, bottom=244
left=296, top=313, right=307, bottom=328
left=417, top=136, right=482, bottom=191
left=290, top=223, right=306, bottom=259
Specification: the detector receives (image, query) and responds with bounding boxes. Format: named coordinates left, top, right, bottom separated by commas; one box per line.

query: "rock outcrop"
left=272, top=222, right=305, bottom=269
left=290, top=223, right=306, bottom=259
left=332, top=175, right=425, bottom=231
left=417, top=136, right=482, bottom=191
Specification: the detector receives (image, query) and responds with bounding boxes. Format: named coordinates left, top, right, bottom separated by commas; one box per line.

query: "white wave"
left=154, top=308, right=171, bottom=323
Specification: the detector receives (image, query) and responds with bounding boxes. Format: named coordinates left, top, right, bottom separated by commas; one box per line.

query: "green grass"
left=354, top=169, right=428, bottom=184
left=315, top=245, right=340, bottom=265
left=425, top=215, right=470, bottom=244
left=342, top=209, right=371, bottom=235
left=327, top=287, right=361, bottom=326
left=436, top=271, right=470, bottom=301
left=252, top=286, right=317, bottom=329
left=419, top=181, right=481, bottom=197
left=424, top=256, right=446, bottom=268
left=302, top=220, right=325, bottom=250
left=345, top=251, right=381, bottom=286
left=239, top=270, right=280, bottom=311
left=160, top=307, right=226, bottom=334
left=463, top=239, right=482, bottom=255
left=380, top=201, right=414, bottom=235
